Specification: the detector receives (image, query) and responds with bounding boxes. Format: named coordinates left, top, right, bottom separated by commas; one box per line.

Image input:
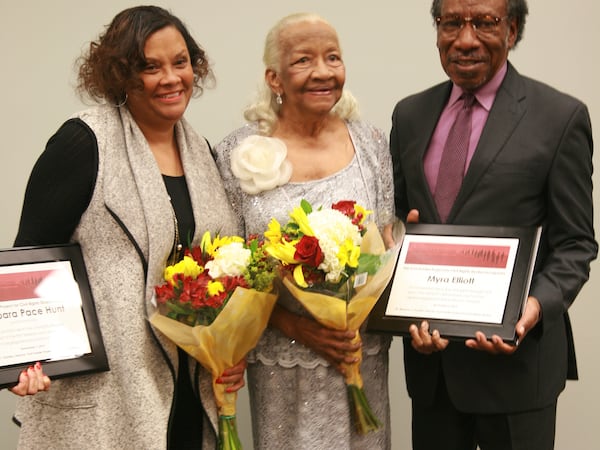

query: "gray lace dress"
left=214, top=120, right=395, bottom=450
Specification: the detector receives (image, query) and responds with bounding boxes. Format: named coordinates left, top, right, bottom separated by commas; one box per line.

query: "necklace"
left=168, top=195, right=183, bottom=266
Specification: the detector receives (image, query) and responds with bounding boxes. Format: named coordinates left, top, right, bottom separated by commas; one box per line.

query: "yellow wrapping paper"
left=149, top=286, right=277, bottom=416
left=281, top=222, right=399, bottom=387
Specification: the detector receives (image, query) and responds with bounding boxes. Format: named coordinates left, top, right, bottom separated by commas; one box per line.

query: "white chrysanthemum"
left=205, top=242, right=251, bottom=278
left=318, top=239, right=345, bottom=282
left=307, top=209, right=362, bottom=282
left=230, top=135, right=292, bottom=194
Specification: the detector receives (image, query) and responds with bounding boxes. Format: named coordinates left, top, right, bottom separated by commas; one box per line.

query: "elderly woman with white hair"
left=214, top=12, right=394, bottom=450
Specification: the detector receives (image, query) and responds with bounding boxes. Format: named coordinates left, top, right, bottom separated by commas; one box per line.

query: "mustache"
left=447, top=52, right=486, bottom=63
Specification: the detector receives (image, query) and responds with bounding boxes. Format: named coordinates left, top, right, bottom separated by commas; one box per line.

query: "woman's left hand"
left=217, top=358, right=247, bottom=393
left=9, top=362, right=51, bottom=396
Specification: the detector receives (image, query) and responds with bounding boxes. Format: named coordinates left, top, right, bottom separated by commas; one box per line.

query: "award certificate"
left=0, top=244, right=108, bottom=388
left=368, top=224, right=541, bottom=343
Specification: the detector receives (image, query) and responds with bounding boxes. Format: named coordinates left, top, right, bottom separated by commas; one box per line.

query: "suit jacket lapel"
left=451, top=63, right=527, bottom=221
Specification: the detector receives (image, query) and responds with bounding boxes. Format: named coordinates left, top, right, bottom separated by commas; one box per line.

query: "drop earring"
left=276, top=93, right=283, bottom=105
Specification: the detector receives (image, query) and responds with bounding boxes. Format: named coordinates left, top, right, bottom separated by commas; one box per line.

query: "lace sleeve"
left=348, top=121, right=396, bottom=228
left=371, top=124, right=396, bottom=226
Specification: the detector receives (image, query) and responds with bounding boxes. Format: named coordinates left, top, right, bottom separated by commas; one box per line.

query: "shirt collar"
left=448, top=62, right=508, bottom=111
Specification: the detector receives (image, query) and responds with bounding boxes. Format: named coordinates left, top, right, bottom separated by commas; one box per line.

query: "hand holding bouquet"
left=150, top=232, right=277, bottom=450
left=263, top=200, right=398, bottom=434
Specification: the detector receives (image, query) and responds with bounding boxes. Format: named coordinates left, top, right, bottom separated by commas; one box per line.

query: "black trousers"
left=168, top=348, right=204, bottom=450
left=411, top=373, right=557, bottom=450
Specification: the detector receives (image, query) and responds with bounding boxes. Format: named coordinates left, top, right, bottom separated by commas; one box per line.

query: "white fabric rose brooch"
left=230, top=135, right=293, bottom=195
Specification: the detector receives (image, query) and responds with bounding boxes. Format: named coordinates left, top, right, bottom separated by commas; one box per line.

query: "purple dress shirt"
left=424, top=63, right=508, bottom=195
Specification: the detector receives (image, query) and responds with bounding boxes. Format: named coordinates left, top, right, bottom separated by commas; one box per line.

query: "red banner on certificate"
left=0, top=270, right=54, bottom=301
left=404, top=242, right=510, bottom=268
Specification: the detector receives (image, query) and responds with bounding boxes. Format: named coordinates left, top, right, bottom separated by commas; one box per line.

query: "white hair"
left=243, top=12, right=360, bottom=136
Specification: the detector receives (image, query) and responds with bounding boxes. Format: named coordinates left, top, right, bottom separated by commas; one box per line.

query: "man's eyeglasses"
left=435, top=14, right=508, bottom=38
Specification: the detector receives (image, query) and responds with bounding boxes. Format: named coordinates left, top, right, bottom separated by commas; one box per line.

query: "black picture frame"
left=0, top=244, right=109, bottom=389
left=367, top=224, right=541, bottom=344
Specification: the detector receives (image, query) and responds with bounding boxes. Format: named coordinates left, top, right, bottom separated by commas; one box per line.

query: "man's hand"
left=405, top=210, right=451, bottom=354
left=409, top=321, right=449, bottom=354
left=465, top=296, right=542, bottom=354
left=406, top=209, right=420, bottom=224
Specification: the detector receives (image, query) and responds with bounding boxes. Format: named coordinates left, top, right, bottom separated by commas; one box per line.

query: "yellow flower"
left=354, top=204, right=373, bottom=225
left=337, top=239, right=360, bottom=269
left=348, top=242, right=361, bottom=268
left=164, top=255, right=202, bottom=286
left=293, top=264, right=308, bottom=288
left=213, top=235, right=244, bottom=250
left=265, top=239, right=299, bottom=265
left=290, top=206, right=314, bottom=237
left=265, top=218, right=282, bottom=243
left=200, top=231, right=214, bottom=255
left=201, top=231, right=244, bottom=256
left=207, top=280, right=225, bottom=297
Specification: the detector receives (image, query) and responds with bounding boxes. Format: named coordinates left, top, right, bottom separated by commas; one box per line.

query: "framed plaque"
left=368, top=224, right=541, bottom=343
left=0, top=244, right=109, bottom=389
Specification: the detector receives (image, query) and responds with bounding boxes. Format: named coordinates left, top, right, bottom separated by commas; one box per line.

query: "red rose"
left=332, top=200, right=356, bottom=219
left=294, top=235, right=324, bottom=267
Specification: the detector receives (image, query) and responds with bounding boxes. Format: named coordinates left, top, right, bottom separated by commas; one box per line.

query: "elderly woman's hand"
left=383, top=223, right=396, bottom=249
left=9, top=362, right=51, bottom=396
left=299, top=317, right=361, bottom=375
left=274, top=307, right=360, bottom=375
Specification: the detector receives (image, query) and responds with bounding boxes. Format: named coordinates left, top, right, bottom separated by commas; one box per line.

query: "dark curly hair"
left=77, top=5, right=213, bottom=104
left=430, top=0, right=528, bottom=46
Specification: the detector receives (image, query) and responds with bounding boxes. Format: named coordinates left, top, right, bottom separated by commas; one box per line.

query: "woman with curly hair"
left=10, top=6, right=244, bottom=449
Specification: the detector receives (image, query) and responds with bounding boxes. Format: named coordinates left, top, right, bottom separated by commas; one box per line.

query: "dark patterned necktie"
left=434, top=93, right=476, bottom=223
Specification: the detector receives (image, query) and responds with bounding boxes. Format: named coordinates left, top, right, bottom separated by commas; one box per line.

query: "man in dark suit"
left=390, top=0, right=597, bottom=449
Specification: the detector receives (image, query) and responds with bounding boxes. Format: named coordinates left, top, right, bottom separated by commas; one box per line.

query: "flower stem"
left=347, top=384, right=381, bottom=435
left=218, top=415, right=242, bottom=450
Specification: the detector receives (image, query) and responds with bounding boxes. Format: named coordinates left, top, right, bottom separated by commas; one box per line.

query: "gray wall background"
left=1, top=1, right=598, bottom=448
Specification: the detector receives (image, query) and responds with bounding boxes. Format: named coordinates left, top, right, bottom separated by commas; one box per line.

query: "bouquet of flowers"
left=150, top=231, right=277, bottom=450
left=263, top=199, right=398, bottom=435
